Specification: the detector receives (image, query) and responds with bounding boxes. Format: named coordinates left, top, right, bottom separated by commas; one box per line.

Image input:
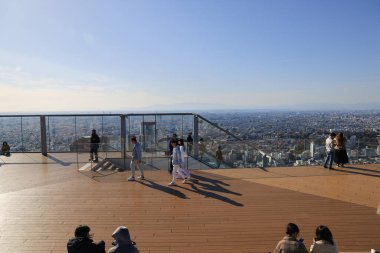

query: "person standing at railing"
left=323, top=132, right=336, bottom=169
left=168, top=139, right=182, bottom=186
left=187, top=132, right=193, bottom=155
left=128, top=137, right=144, bottom=181
left=334, top=132, right=349, bottom=167
left=215, top=145, right=223, bottom=168
left=90, top=129, right=100, bottom=163
left=199, top=138, right=206, bottom=160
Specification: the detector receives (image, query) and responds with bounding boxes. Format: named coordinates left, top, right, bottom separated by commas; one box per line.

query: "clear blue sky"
left=0, top=0, right=379, bottom=112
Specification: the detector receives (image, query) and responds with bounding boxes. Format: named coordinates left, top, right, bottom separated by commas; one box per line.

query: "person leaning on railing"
left=90, top=129, right=100, bottom=163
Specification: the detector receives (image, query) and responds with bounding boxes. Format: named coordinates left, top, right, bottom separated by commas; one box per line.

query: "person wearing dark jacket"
left=108, top=226, right=139, bottom=253
left=67, top=224, right=105, bottom=253
left=90, top=129, right=100, bottom=162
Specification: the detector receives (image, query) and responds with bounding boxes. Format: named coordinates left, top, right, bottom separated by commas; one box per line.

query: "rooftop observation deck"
left=0, top=153, right=379, bottom=253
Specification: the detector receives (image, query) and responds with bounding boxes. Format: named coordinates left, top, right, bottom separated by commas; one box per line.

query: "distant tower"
left=350, top=135, right=357, bottom=148
left=310, top=141, right=315, bottom=158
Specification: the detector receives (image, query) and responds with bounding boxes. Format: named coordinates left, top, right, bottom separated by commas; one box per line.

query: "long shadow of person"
left=190, top=173, right=242, bottom=196
left=176, top=183, right=244, bottom=207
left=136, top=179, right=188, bottom=199
left=332, top=166, right=380, bottom=178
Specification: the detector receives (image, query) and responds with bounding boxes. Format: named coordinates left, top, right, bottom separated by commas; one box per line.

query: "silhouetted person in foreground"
left=1, top=141, right=10, bottom=156
left=90, top=129, right=100, bottom=162
left=108, top=226, right=139, bottom=253
left=67, top=224, right=105, bottom=253
left=274, top=223, right=308, bottom=253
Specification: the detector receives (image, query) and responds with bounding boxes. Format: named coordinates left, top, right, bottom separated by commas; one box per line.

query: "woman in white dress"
left=177, top=139, right=191, bottom=183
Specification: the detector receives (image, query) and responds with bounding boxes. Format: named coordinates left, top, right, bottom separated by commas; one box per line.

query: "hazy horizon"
left=1, top=0, right=379, bottom=112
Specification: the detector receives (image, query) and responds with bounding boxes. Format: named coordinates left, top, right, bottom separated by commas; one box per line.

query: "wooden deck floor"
left=0, top=155, right=379, bottom=253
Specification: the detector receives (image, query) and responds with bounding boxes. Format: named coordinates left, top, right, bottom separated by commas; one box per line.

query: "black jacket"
left=67, top=237, right=105, bottom=253
left=91, top=133, right=100, bottom=144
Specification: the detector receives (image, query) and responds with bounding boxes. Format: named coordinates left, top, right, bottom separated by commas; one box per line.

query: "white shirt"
left=325, top=137, right=334, bottom=152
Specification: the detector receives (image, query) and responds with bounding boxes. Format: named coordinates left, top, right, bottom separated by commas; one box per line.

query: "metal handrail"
left=194, top=113, right=273, bottom=160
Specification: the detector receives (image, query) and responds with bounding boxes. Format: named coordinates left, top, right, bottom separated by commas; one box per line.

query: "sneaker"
left=168, top=181, right=177, bottom=186
left=137, top=176, right=145, bottom=180
left=182, top=179, right=188, bottom=184
left=127, top=177, right=135, bottom=181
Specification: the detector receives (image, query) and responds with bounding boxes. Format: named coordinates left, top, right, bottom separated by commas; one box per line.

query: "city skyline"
left=0, top=0, right=379, bottom=112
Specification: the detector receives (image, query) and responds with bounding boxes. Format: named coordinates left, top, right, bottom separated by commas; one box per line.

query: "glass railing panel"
left=141, top=115, right=157, bottom=152
left=21, top=117, right=41, bottom=152
left=127, top=115, right=143, bottom=151
left=182, top=114, right=194, bottom=156
left=0, top=117, right=22, bottom=152
left=196, top=116, right=269, bottom=168
left=101, top=116, right=121, bottom=151
left=47, top=116, right=76, bottom=152
left=73, top=116, right=102, bottom=155
left=155, top=115, right=183, bottom=152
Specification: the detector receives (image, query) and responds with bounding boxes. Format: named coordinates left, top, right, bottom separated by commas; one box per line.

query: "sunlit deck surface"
left=0, top=153, right=380, bottom=253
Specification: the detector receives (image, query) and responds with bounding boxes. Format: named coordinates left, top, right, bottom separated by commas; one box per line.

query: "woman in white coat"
left=310, top=225, right=338, bottom=253
left=177, top=139, right=190, bottom=183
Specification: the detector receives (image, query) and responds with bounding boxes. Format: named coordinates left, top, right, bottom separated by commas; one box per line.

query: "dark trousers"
left=90, top=146, right=98, bottom=160
left=168, top=158, right=173, bottom=173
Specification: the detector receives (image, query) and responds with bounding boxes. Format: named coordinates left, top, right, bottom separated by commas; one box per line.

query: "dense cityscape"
left=202, top=110, right=380, bottom=166
left=0, top=111, right=379, bottom=167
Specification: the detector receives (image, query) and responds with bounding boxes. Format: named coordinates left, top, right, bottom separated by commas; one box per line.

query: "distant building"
left=310, top=141, right=315, bottom=158
left=350, top=135, right=357, bottom=148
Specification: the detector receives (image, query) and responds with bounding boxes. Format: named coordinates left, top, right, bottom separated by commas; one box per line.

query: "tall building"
left=310, top=141, right=315, bottom=158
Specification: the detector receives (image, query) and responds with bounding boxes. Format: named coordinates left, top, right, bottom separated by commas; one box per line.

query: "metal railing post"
left=193, top=114, right=199, bottom=158
left=121, top=115, right=126, bottom=159
left=40, top=116, right=48, bottom=156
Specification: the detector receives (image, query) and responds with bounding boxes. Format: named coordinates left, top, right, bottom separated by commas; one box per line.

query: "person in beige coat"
left=274, top=223, right=308, bottom=253
left=310, top=225, right=338, bottom=253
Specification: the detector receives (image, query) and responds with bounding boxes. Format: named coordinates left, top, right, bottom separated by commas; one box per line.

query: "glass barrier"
left=196, top=115, right=268, bottom=168
left=47, top=116, right=76, bottom=152
left=0, top=117, right=23, bottom=152
left=21, top=117, right=41, bottom=152
left=0, top=113, right=378, bottom=167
